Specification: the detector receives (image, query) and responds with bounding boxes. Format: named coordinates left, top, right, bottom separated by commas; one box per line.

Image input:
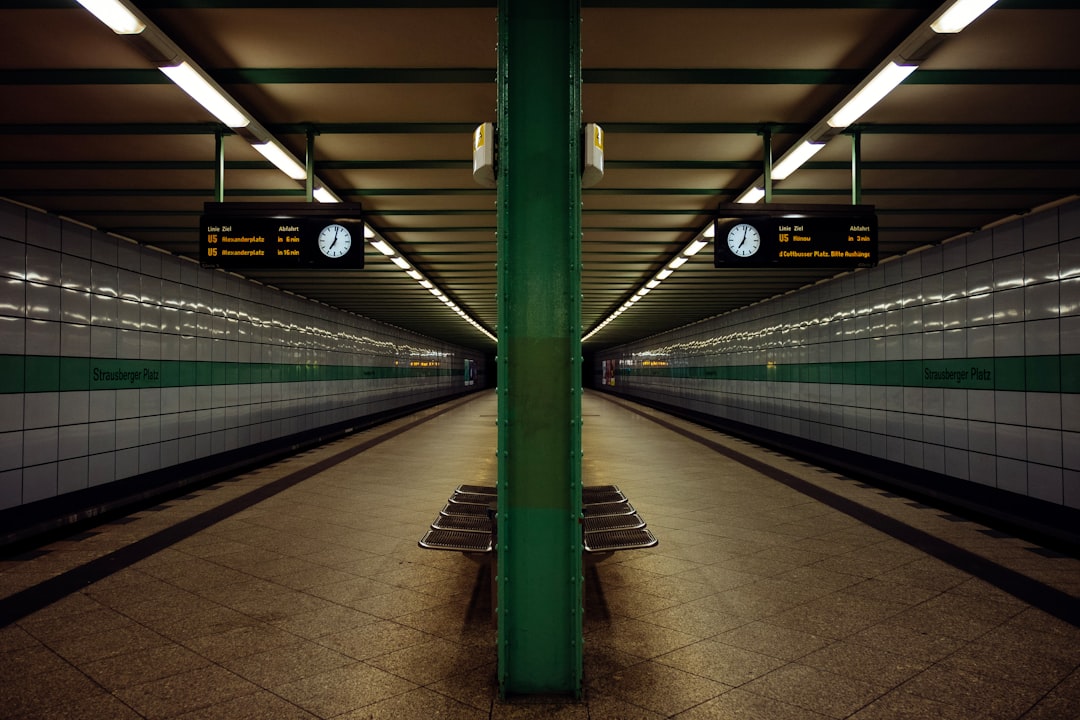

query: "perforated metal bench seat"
left=455, top=484, right=497, bottom=495
left=582, top=500, right=636, bottom=517
left=432, top=514, right=493, bottom=533
left=584, top=527, right=658, bottom=553
left=418, top=528, right=494, bottom=553
left=582, top=512, right=645, bottom=533
left=448, top=491, right=499, bottom=505
left=440, top=501, right=492, bottom=517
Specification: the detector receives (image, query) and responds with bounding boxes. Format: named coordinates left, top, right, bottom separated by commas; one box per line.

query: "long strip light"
left=364, top=225, right=496, bottom=342
left=771, top=141, right=826, bottom=180
left=159, top=62, right=250, bottom=128
left=931, top=0, right=998, bottom=33
left=76, top=0, right=145, bottom=34
left=736, top=186, right=766, bottom=204
left=827, top=62, right=918, bottom=129
left=251, top=140, right=306, bottom=180
left=313, top=187, right=339, bottom=203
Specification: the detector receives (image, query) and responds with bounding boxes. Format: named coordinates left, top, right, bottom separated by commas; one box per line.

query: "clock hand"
left=329, top=228, right=339, bottom=250
left=739, top=226, right=747, bottom=248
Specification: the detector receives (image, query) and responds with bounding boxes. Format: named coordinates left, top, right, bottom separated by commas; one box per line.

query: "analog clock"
left=318, top=223, right=352, bottom=258
left=727, top=222, right=761, bottom=257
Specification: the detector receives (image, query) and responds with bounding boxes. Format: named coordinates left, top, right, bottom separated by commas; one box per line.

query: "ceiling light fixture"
left=771, top=141, right=826, bottom=180
left=931, top=0, right=998, bottom=33
left=827, top=61, right=918, bottom=129
left=159, top=62, right=249, bottom=128
left=251, top=140, right=306, bottom=180
left=370, top=239, right=395, bottom=256
left=76, top=0, right=145, bottom=34
left=736, top=186, right=766, bottom=204
left=313, top=187, right=339, bottom=203
left=683, top=238, right=710, bottom=257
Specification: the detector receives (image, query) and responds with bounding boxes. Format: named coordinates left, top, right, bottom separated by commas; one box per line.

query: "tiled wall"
left=0, top=199, right=484, bottom=511
left=596, top=200, right=1080, bottom=509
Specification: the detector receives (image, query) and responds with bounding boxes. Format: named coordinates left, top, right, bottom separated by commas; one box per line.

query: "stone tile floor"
left=1, top=391, right=1078, bottom=718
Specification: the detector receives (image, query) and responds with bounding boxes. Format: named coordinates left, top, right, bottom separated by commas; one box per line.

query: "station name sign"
left=713, top=204, right=877, bottom=269
left=200, top=202, right=365, bottom=270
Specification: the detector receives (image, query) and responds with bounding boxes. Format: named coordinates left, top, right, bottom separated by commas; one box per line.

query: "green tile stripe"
left=0, top=355, right=457, bottom=394
left=617, top=355, right=1079, bottom=393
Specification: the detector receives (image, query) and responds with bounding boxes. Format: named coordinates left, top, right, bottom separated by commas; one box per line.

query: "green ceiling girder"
left=2, top=122, right=1076, bottom=136
left=3, top=158, right=1077, bottom=172
left=8, top=186, right=1068, bottom=199
left=6, top=68, right=1079, bottom=85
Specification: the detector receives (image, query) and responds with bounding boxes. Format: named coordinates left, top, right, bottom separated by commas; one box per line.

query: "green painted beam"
left=496, top=0, right=583, bottom=697
left=2, top=121, right=1075, bottom=136
left=4, top=158, right=1078, bottom=172
left=8, top=67, right=1079, bottom=85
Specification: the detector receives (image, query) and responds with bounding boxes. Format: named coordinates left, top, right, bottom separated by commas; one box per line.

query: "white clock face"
left=727, top=223, right=761, bottom=257
left=318, top=223, right=352, bottom=258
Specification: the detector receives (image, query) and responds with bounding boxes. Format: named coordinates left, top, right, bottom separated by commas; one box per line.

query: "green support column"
left=496, top=0, right=584, bottom=697
left=762, top=127, right=773, bottom=203
left=213, top=130, right=225, bottom=203
left=851, top=131, right=862, bottom=205
left=305, top=126, right=316, bottom=202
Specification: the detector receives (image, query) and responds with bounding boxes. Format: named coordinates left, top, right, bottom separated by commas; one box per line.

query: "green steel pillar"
left=213, top=129, right=225, bottom=203
left=851, top=131, right=863, bottom=205
left=762, top=127, right=773, bottom=203
left=305, top=126, right=317, bottom=202
left=495, top=0, right=583, bottom=697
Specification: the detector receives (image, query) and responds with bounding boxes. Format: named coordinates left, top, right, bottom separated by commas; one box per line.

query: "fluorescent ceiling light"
left=668, top=256, right=689, bottom=270
left=419, top=280, right=433, bottom=289
left=370, top=239, right=395, bottom=256
left=656, top=268, right=674, bottom=280
left=772, top=141, right=826, bottom=181
left=646, top=279, right=660, bottom=289
left=736, top=186, right=765, bottom=204
left=636, top=287, right=652, bottom=297
left=160, top=62, right=249, bottom=128
left=932, top=0, right=998, bottom=33
left=683, top=239, right=709, bottom=257
left=429, top=287, right=444, bottom=297
left=406, top=269, right=423, bottom=280
left=313, top=187, right=338, bottom=203
left=703, top=223, right=716, bottom=239
left=827, top=61, right=918, bottom=129
left=252, top=140, right=306, bottom=180
left=391, top=256, right=411, bottom=270
left=77, top=0, right=145, bottom=33
left=364, top=225, right=376, bottom=239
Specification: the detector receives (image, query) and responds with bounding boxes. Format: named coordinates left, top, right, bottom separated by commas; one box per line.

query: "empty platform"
left=2, top=390, right=1079, bottom=718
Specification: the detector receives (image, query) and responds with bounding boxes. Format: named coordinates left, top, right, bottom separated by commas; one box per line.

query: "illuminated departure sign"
left=713, top=204, right=877, bottom=269
left=200, top=202, right=365, bottom=269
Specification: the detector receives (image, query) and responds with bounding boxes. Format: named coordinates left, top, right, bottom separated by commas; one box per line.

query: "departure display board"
left=713, top=204, right=877, bottom=269
left=200, top=202, right=365, bottom=270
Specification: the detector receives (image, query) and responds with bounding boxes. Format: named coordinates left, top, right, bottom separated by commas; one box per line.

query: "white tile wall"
left=0, top=199, right=484, bottom=511
left=601, top=200, right=1080, bottom=509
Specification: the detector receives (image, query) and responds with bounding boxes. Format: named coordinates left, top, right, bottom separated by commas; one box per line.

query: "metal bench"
left=418, top=484, right=657, bottom=555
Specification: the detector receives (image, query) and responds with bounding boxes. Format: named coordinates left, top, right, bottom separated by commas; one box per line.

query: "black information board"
left=713, top=204, right=877, bottom=269
left=200, top=203, right=365, bottom=270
